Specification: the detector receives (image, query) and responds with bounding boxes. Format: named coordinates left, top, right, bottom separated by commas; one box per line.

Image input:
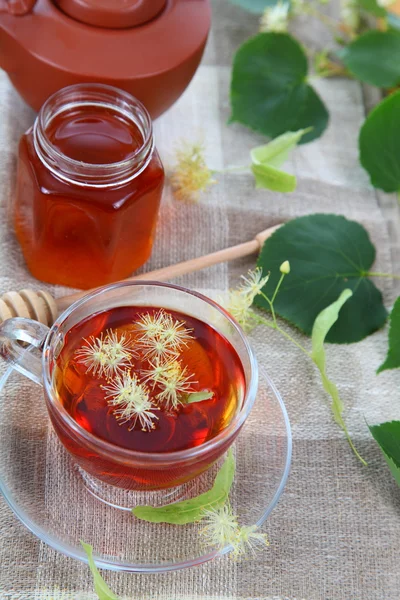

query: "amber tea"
left=53, top=306, right=245, bottom=487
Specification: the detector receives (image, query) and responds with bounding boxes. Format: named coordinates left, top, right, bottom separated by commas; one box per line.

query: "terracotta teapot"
left=0, top=0, right=211, bottom=117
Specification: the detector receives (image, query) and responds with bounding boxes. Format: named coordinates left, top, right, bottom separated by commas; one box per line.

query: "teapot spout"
left=0, top=0, right=37, bottom=15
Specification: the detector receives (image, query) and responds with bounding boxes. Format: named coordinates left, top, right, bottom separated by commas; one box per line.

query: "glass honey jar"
left=14, top=83, right=165, bottom=289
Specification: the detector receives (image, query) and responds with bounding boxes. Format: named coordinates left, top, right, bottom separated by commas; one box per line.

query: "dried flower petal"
left=75, top=330, right=134, bottom=379
left=170, top=141, right=215, bottom=203
left=239, top=268, right=270, bottom=302
left=200, top=505, right=269, bottom=559
left=232, top=524, right=269, bottom=558
left=135, top=310, right=194, bottom=360
left=140, top=357, right=180, bottom=387
left=156, top=361, right=197, bottom=409
left=200, top=504, right=238, bottom=548
left=218, top=290, right=259, bottom=333
left=135, top=310, right=170, bottom=341
left=103, top=372, right=158, bottom=431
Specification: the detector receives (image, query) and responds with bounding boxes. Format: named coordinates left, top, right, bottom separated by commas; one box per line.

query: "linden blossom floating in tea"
left=56, top=307, right=245, bottom=453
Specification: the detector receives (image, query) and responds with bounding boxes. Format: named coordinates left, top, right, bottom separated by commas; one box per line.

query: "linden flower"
left=75, top=330, right=135, bottom=379
left=75, top=335, right=107, bottom=377
left=218, top=268, right=269, bottom=332
left=103, top=372, right=158, bottom=431
left=140, top=356, right=180, bottom=387
left=101, top=330, right=137, bottom=379
left=218, top=289, right=258, bottom=333
left=156, top=362, right=197, bottom=409
left=135, top=310, right=170, bottom=341
left=140, top=337, right=183, bottom=361
left=259, top=1, right=290, bottom=33
left=200, top=505, right=269, bottom=559
left=170, top=141, right=215, bottom=203
left=200, top=504, right=239, bottom=548
left=135, top=310, right=194, bottom=360
left=160, top=315, right=193, bottom=348
left=239, top=267, right=269, bottom=302
left=232, top=525, right=269, bottom=558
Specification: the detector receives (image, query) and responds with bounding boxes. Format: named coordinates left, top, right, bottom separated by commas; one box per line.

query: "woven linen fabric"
left=1, top=2, right=400, bottom=599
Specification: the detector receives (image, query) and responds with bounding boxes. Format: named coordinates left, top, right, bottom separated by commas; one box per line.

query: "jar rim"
left=33, top=83, right=154, bottom=188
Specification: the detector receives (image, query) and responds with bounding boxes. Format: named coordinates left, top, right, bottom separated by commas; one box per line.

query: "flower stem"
left=301, top=3, right=343, bottom=36
left=271, top=273, right=286, bottom=305
left=337, top=413, right=368, bottom=466
left=258, top=291, right=277, bottom=327
left=275, top=324, right=312, bottom=360
left=256, top=301, right=312, bottom=360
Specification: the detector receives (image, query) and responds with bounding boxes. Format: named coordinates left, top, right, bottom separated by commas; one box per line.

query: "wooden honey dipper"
left=0, top=224, right=281, bottom=326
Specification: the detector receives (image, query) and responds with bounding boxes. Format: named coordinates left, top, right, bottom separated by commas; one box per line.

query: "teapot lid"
left=53, top=0, right=167, bottom=29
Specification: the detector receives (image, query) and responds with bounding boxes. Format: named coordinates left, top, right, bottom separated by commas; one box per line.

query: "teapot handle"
left=0, top=0, right=37, bottom=15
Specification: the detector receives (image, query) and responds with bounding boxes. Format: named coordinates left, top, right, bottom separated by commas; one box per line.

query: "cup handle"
left=0, top=317, right=50, bottom=385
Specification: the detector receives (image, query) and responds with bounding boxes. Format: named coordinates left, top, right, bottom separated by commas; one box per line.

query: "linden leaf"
left=229, top=0, right=280, bottom=13
left=230, top=33, right=329, bottom=144
left=255, top=214, right=388, bottom=343
left=339, top=31, right=400, bottom=88
left=133, top=449, right=235, bottom=525
left=359, top=91, right=400, bottom=193
left=81, top=542, right=119, bottom=600
left=377, top=297, right=400, bottom=373
left=369, top=421, right=400, bottom=487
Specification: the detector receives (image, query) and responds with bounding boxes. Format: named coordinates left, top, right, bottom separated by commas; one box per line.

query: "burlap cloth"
left=1, top=2, right=400, bottom=599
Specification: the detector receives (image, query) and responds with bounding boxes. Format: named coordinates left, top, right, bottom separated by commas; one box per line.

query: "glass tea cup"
left=0, top=282, right=258, bottom=500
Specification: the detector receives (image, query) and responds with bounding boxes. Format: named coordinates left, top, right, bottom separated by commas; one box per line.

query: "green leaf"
left=229, top=0, right=281, bottom=14
left=311, top=290, right=365, bottom=463
left=339, top=31, right=400, bottom=88
left=251, top=163, right=296, bottom=192
left=359, top=91, right=400, bottom=193
left=81, top=542, right=119, bottom=600
left=378, top=296, right=400, bottom=373
left=133, top=449, right=235, bottom=524
left=250, top=129, right=311, bottom=167
left=185, top=390, right=214, bottom=404
left=356, top=0, right=386, bottom=17
left=369, top=421, right=400, bottom=487
left=230, top=33, right=329, bottom=144
left=255, top=214, right=388, bottom=343
left=311, top=290, right=351, bottom=424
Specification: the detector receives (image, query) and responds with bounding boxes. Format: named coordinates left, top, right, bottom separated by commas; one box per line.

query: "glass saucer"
left=0, top=364, right=291, bottom=573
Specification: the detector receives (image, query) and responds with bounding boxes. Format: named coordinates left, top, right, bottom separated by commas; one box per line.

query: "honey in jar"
left=14, top=83, right=165, bottom=289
